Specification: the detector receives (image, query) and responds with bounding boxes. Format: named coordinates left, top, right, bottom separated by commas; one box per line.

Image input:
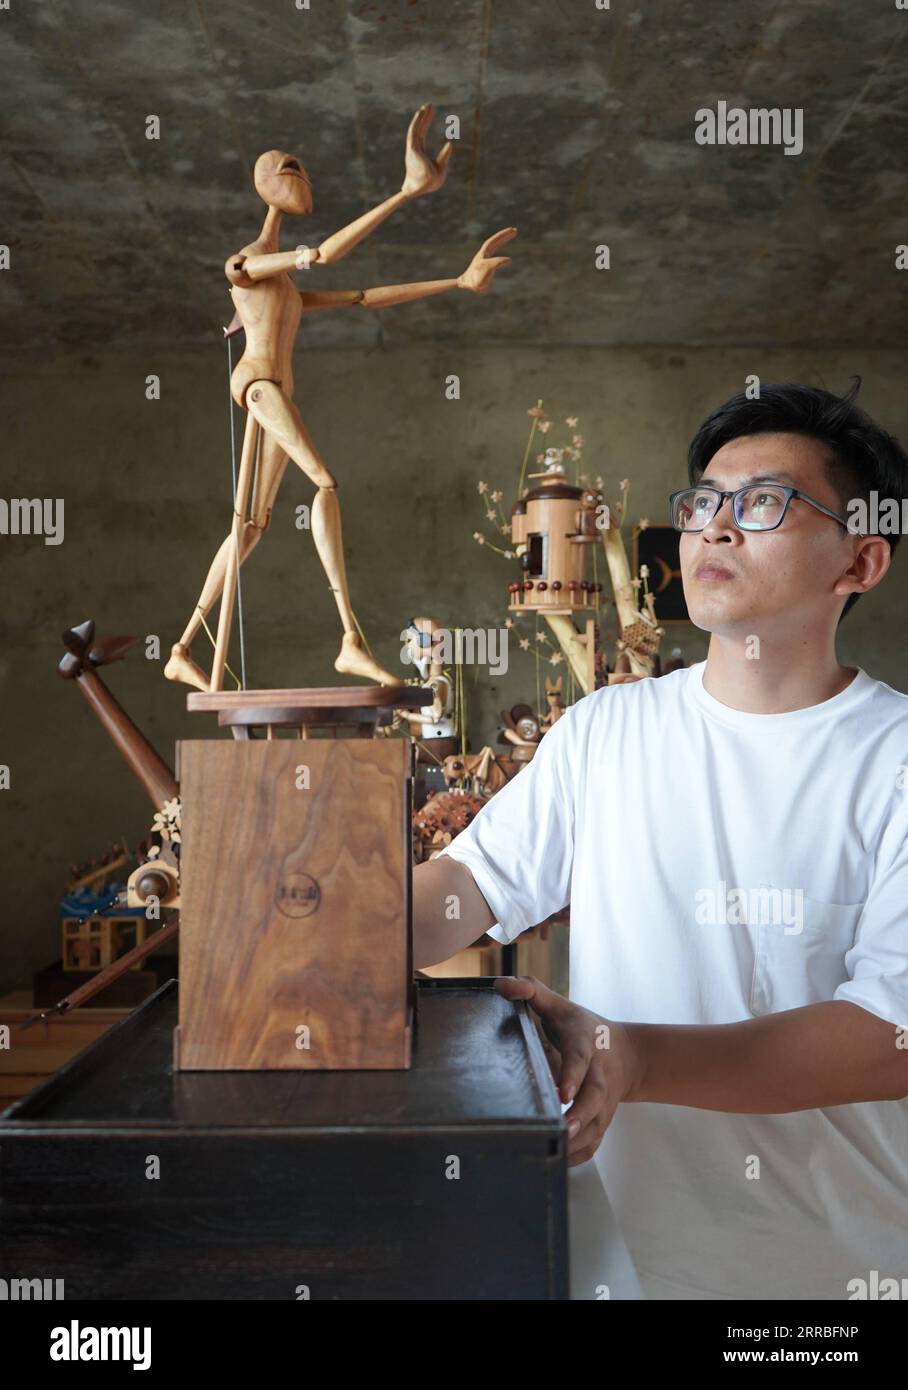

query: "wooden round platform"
left=187, top=685, right=434, bottom=732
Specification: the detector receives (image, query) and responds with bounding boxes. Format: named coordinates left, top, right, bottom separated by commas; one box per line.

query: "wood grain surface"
left=176, top=738, right=413, bottom=1070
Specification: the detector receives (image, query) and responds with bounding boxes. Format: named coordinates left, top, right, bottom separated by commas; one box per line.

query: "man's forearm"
left=624, top=1000, right=908, bottom=1112
left=412, top=857, right=495, bottom=969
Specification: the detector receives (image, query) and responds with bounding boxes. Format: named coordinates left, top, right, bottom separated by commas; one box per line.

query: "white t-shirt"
left=436, top=661, right=908, bottom=1300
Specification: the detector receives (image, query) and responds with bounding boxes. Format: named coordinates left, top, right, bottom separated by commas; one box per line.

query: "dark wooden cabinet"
left=0, top=978, right=568, bottom=1299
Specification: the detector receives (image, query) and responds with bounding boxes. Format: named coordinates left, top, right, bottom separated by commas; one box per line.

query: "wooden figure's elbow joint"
left=314, top=241, right=341, bottom=266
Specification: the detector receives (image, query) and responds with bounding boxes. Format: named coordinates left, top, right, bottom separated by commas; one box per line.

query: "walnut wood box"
left=173, top=737, right=414, bottom=1071
left=0, top=979, right=569, bottom=1300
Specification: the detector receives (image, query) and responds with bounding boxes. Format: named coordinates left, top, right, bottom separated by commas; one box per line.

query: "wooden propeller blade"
left=88, top=634, right=138, bottom=667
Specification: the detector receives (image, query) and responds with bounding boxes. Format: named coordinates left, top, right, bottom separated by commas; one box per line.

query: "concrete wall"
left=1, top=346, right=905, bottom=992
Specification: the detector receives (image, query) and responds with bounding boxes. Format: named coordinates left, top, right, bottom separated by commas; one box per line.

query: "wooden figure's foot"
left=164, top=642, right=210, bottom=692
left=334, top=631, right=398, bottom=686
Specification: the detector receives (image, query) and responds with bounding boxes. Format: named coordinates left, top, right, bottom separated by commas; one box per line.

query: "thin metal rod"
left=226, top=335, right=248, bottom=691
left=212, top=412, right=257, bottom=691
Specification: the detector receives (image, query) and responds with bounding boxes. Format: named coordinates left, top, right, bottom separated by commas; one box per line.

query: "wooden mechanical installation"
left=40, top=106, right=516, bottom=1076
left=164, top=101, right=515, bottom=696
left=508, top=451, right=662, bottom=691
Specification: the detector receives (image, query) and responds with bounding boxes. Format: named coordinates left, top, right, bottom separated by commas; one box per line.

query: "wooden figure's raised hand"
left=458, top=227, right=517, bottom=294
left=401, top=102, right=453, bottom=198
left=164, top=104, right=517, bottom=694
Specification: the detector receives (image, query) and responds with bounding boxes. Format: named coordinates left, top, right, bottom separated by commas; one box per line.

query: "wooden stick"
left=70, top=848, right=129, bottom=891
left=18, top=918, right=179, bottom=1032
left=74, top=668, right=179, bottom=807
left=600, top=526, right=651, bottom=677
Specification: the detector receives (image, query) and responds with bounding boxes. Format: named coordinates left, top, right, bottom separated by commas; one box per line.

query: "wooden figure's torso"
left=229, top=240, right=302, bottom=408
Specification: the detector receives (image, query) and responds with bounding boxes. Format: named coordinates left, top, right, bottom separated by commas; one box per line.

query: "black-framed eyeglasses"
left=669, top=484, right=853, bottom=534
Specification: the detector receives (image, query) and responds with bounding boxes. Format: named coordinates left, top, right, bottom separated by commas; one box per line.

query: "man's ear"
left=834, top=535, right=891, bottom=607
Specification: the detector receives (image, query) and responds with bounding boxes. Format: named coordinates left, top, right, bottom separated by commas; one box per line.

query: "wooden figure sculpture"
left=399, top=616, right=457, bottom=757
left=540, top=675, right=564, bottom=729
left=441, top=747, right=514, bottom=798
left=165, top=103, right=518, bottom=693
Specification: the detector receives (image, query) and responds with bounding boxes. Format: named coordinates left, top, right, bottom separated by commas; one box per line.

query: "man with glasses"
left=671, top=479, right=854, bottom=535
left=414, top=380, right=908, bottom=1300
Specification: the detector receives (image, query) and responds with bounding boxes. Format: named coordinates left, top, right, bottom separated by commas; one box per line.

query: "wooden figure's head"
left=253, top=149, right=313, bottom=216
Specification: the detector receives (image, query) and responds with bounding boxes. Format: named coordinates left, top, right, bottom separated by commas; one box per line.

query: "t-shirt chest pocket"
left=750, top=889, right=864, bottom=1016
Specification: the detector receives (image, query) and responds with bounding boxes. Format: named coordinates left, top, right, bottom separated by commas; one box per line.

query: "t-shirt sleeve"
left=834, top=788, right=908, bottom=1028
left=433, top=706, right=578, bottom=945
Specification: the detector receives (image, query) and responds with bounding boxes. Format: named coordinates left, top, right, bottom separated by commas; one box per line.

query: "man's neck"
left=703, top=635, right=858, bottom=714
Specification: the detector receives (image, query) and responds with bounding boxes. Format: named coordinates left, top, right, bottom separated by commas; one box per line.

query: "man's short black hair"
left=687, top=379, right=908, bottom=619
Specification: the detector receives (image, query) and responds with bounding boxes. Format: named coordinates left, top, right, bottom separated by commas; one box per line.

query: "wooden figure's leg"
left=165, top=422, right=288, bottom=691
left=244, top=380, right=398, bottom=685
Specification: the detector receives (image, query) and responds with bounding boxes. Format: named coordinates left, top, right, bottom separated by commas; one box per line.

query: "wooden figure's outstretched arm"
left=234, top=104, right=453, bottom=285
left=300, top=279, right=456, bottom=311
left=230, top=196, right=415, bottom=285
left=233, top=190, right=410, bottom=284
left=299, top=227, right=518, bottom=311
left=320, top=102, right=454, bottom=265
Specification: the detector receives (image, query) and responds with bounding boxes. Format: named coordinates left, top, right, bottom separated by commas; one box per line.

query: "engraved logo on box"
left=275, top=871, right=320, bottom=919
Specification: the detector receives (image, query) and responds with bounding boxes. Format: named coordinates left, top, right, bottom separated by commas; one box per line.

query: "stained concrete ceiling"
left=1, top=0, right=906, bottom=354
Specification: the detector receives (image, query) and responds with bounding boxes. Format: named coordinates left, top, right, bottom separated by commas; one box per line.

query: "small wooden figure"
left=540, top=675, right=564, bottom=729
left=165, top=104, right=517, bottom=694
left=441, top=747, right=514, bottom=798
left=399, top=617, right=457, bottom=759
